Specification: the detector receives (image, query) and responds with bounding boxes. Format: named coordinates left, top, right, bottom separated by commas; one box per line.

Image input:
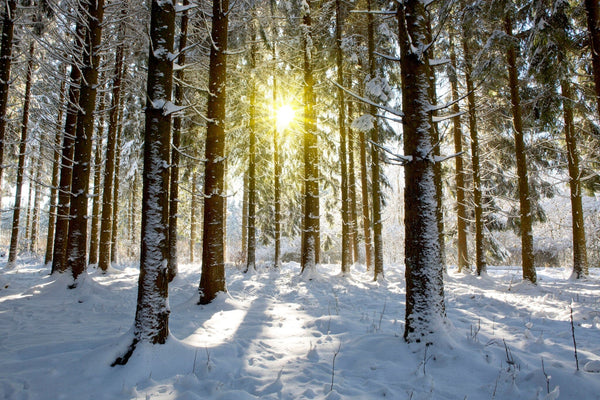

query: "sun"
left=275, top=104, right=295, bottom=131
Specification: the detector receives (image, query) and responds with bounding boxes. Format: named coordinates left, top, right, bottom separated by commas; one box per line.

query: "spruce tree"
left=113, top=0, right=176, bottom=365
left=7, top=42, right=36, bottom=269
left=199, top=0, right=230, bottom=303
left=504, top=11, right=536, bottom=284
left=66, top=0, right=106, bottom=283
left=399, top=0, right=445, bottom=342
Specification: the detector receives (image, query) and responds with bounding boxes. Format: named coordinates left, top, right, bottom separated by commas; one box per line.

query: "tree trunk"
left=425, top=14, right=446, bottom=269
left=561, top=80, right=589, bottom=278
left=370, top=125, right=384, bottom=280
left=274, top=117, right=282, bottom=268
left=336, top=0, right=351, bottom=274
left=462, top=33, right=486, bottom=275
left=52, top=21, right=86, bottom=274
left=0, top=0, right=17, bottom=200
left=30, top=141, right=43, bottom=253
left=51, top=37, right=83, bottom=274
left=504, top=15, right=536, bottom=284
left=112, top=0, right=175, bottom=366
left=66, top=0, right=106, bottom=283
left=315, top=167, right=321, bottom=265
left=168, top=0, right=189, bottom=282
left=25, top=162, right=34, bottom=249
left=45, top=64, right=67, bottom=265
left=398, top=0, right=445, bottom=342
left=585, top=0, right=600, bottom=116
left=88, top=91, right=105, bottom=266
left=199, top=0, right=230, bottom=304
left=111, top=121, right=123, bottom=264
left=368, top=0, right=383, bottom=280
left=223, top=158, right=228, bottom=263
left=190, top=170, right=198, bottom=263
left=358, top=128, right=373, bottom=270
left=347, top=103, right=359, bottom=265
left=300, top=1, right=320, bottom=274
left=246, top=24, right=257, bottom=273
left=272, top=26, right=282, bottom=269
left=129, top=171, right=138, bottom=259
left=241, top=171, right=248, bottom=264
left=7, top=41, right=35, bottom=268
left=449, top=35, right=469, bottom=272
left=98, top=37, right=125, bottom=273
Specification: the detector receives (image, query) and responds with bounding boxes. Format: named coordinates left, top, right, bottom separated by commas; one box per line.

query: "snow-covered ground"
left=1, top=258, right=599, bottom=399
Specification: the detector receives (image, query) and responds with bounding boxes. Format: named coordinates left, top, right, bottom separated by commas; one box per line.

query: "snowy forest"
left=0, top=0, right=600, bottom=398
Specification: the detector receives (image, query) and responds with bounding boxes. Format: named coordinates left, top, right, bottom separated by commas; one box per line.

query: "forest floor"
left=0, top=258, right=599, bottom=399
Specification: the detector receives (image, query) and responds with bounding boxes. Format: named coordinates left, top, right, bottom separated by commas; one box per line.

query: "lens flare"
left=276, top=104, right=295, bottom=131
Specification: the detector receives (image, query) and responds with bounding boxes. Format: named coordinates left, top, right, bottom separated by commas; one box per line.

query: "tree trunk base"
left=111, top=338, right=139, bottom=367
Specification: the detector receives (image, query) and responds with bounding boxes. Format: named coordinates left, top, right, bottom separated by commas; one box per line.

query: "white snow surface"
left=1, top=259, right=600, bottom=399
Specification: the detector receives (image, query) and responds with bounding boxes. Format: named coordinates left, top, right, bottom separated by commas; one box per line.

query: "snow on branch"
left=375, top=51, right=400, bottom=62
left=432, top=111, right=466, bottom=123
left=369, top=139, right=464, bottom=166
left=434, top=152, right=465, bottom=163
left=171, top=144, right=207, bottom=162
left=368, top=139, right=412, bottom=166
left=170, top=42, right=206, bottom=63
left=162, top=101, right=187, bottom=116
left=349, top=9, right=395, bottom=15
left=351, top=114, right=375, bottom=132
left=175, top=2, right=197, bottom=12
left=375, top=113, right=403, bottom=124
left=331, top=80, right=403, bottom=118
left=427, top=92, right=470, bottom=112
left=429, top=58, right=450, bottom=66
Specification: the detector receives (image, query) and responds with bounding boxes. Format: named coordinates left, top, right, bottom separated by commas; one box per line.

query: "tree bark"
left=347, top=109, right=360, bottom=265
left=245, top=23, right=257, bottom=273
left=51, top=23, right=85, bottom=275
left=369, top=117, right=384, bottom=278
left=129, top=171, right=138, bottom=259
left=585, top=0, right=600, bottom=116
left=223, top=158, right=228, bottom=263
left=425, top=14, right=446, bottom=269
left=25, top=163, right=34, bottom=248
left=199, top=0, right=230, bottom=304
left=88, top=91, right=105, bottom=266
left=7, top=41, right=35, bottom=268
left=561, top=80, right=589, bottom=278
left=336, top=0, right=351, bottom=274
left=273, top=121, right=283, bottom=268
left=272, top=19, right=282, bottom=268
left=168, top=0, right=189, bottom=282
left=98, top=37, right=125, bottom=273
left=300, top=0, right=320, bottom=274
left=190, top=169, right=198, bottom=263
left=112, top=0, right=175, bottom=366
left=241, top=171, right=248, bottom=264
left=52, top=59, right=83, bottom=273
left=449, top=35, right=469, bottom=272
left=367, top=0, right=383, bottom=280
left=398, top=0, right=445, bottom=342
left=30, top=141, right=43, bottom=253
left=462, top=33, right=486, bottom=275
left=0, top=0, right=17, bottom=200
left=45, top=64, right=67, bottom=265
left=111, top=116, right=123, bottom=264
left=504, top=15, right=536, bottom=284
left=66, top=0, right=106, bottom=283
left=358, top=128, right=373, bottom=270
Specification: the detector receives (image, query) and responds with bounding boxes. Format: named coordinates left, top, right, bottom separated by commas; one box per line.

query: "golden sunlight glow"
left=275, top=104, right=295, bottom=132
